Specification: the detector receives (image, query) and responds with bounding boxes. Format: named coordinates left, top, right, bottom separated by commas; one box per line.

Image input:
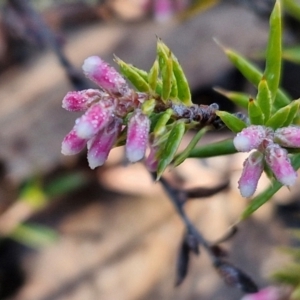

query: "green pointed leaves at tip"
left=114, top=56, right=150, bottom=92
left=173, top=127, right=209, bottom=166
left=214, top=87, right=249, bottom=109
left=283, top=99, right=300, bottom=126
left=153, top=108, right=173, bottom=137
left=157, top=39, right=192, bottom=105
left=265, top=104, right=291, bottom=129
left=148, top=59, right=159, bottom=92
left=248, top=98, right=264, bottom=125
left=256, top=77, right=272, bottom=122
left=264, top=0, right=282, bottom=104
left=156, top=121, right=186, bottom=179
left=216, top=111, right=247, bottom=133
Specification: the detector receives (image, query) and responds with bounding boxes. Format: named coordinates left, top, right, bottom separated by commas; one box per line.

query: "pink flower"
left=61, top=129, right=88, bottom=155
left=145, top=143, right=159, bottom=172
left=82, top=56, right=130, bottom=96
left=62, top=89, right=103, bottom=111
left=126, top=110, right=150, bottom=162
left=241, top=286, right=281, bottom=300
left=238, top=151, right=264, bottom=198
left=274, top=126, right=300, bottom=148
left=74, top=100, right=115, bottom=139
left=265, top=143, right=297, bottom=186
left=234, top=126, right=270, bottom=152
left=87, top=118, right=122, bottom=169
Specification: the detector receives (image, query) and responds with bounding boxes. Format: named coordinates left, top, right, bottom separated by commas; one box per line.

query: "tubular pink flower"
left=82, top=56, right=130, bottom=96
left=265, top=143, right=297, bottom=186
left=62, top=89, right=104, bottom=111
left=241, top=286, right=281, bottom=300
left=238, top=151, right=264, bottom=198
left=126, top=110, right=150, bottom=163
left=234, top=126, right=269, bottom=152
left=61, top=129, right=88, bottom=155
left=75, top=100, right=114, bottom=139
left=87, top=119, right=122, bottom=169
left=145, top=144, right=159, bottom=172
left=274, top=126, right=300, bottom=148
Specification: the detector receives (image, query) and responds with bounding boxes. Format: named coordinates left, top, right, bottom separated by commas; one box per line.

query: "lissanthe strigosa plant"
left=61, top=0, right=300, bottom=219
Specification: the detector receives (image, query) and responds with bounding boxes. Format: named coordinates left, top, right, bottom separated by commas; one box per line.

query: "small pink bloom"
left=82, top=56, right=129, bottom=96
left=61, top=129, right=88, bottom=155
left=241, top=286, right=281, bottom=300
left=153, top=0, right=173, bottom=22
left=126, top=110, right=150, bottom=162
left=274, top=126, right=300, bottom=148
left=234, top=126, right=270, bottom=152
left=75, top=100, right=114, bottom=139
left=145, top=144, right=159, bottom=172
left=87, top=119, right=122, bottom=169
left=265, top=143, right=297, bottom=186
left=62, top=89, right=103, bottom=111
left=238, top=151, right=264, bottom=198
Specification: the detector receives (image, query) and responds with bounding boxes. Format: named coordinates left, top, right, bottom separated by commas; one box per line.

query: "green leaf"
left=283, top=0, right=300, bottom=22
left=114, top=56, right=150, bottom=92
left=283, top=99, right=300, bottom=126
left=272, top=264, right=300, bottom=286
left=141, top=99, right=156, bottom=115
left=256, top=77, right=272, bottom=121
left=148, top=59, right=159, bottom=92
left=220, top=45, right=291, bottom=108
left=216, top=111, right=247, bottom=133
left=153, top=108, right=173, bottom=136
left=214, top=87, right=249, bottom=109
left=173, top=127, right=208, bottom=166
left=170, top=72, right=178, bottom=100
left=282, top=46, right=300, bottom=64
left=189, top=138, right=237, bottom=158
left=265, top=105, right=291, bottom=129
left=248, top=98, right=264, bottom=125
left=264, top=0, right=282, bottom=103
left=10, top=223, right=57, bottom=249
left=156, top=121, right=186, bottom=179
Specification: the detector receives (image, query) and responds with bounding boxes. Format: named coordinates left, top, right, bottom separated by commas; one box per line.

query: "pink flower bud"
left=87, top=119, right=122, bottom=169
left=62, top=89, right=104, bottom=111
left=241, top=286, right=281, bottom=300
left=265, top=143, right=297, bottom=186
left=82, top=56, right=129, bottom=96
left=75, top=100, right=114, bottom=139
left=274, top=126, right=300, bottom=148
left=154, top=0, right=173, bottom=22
left=126, top=110, right=150, bottom=163
left=238, top=151, right=264, bottom=198
left=145, top=144, right=159, bottom=172
left=234, top=126, right=269, bottom=152
left=61, top=129, right=88, bottom=155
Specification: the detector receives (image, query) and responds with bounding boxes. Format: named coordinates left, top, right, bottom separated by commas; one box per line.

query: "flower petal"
left=126, top=110, right=150, bottom=162
left=87, top=119, right=121, bottom=169
left=238, top=151, right=264, bottom=198
left=82, top=56, right=130, bottom=96
left=265, top=143, right=297, bottom=186
left=61, top=129, right=88, bottom=155
left=274, top=126, right=300, bottom=148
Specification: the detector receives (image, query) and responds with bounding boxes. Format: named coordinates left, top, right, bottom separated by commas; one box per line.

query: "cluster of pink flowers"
left=61, top=56, right=151, bottom=169
left=234, top=125, right=300, bottom=198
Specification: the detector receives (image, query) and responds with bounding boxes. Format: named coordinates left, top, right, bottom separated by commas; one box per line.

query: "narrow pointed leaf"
left=283, top=0, right=300, bottom=22
left=114, top=56, right=150, bottom=92
left=282, top=99, right=300, bottom=126
left=153, top=108, right=173, bottom=136
left=148, top=59, right=159, bottom=92
left=216, top=111, right=247, bottom=133
left=222, top=47, right=290, bottom=107
left=265, top=105, right=291, bottom=129
left=214, top=87, right=249, bottom=109
left=248, top=98, right=264, bottom=125
left=282, top=46, right=300, bottom=64
left=157, top=121, right=186, bottom=179
left=170, top=72, right=178, bottom=99
left=141, top=99, right=156, bottom=115
left=256, top=77, right=272, bottom=121
left=174, top=127, right=208, bottom=166
left=264, top=0, right=282, bottom=103
left=189, top=138, right=237, bottom=158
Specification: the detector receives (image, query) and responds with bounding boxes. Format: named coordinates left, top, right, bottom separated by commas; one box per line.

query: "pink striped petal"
left=265, top=143, right=297, bottom=186
left=274, top=126, right=300, bottom=148
left=126, top=110, right=150, bottom=162
left=238, top=151, right=264, bottom=198
left=62, top=89, right=103, bottom=111
left=82, top=56, right=129, bottom=96
left=61, top=129, right=88, bottom=155
left=75, top=100, right=114, bottom=139
left=87, top=119, right=121, bottom=169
